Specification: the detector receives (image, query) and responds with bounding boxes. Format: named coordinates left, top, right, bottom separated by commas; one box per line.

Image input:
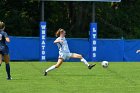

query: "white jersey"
left=56, top=37, right=70, bottom=53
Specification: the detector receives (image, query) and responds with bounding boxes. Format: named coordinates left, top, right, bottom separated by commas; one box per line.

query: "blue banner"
left=40, top=22, right=47, bottom=61
left=7, top=37, right=140, bottom=62
left=90, top=23, right=97, bottom=61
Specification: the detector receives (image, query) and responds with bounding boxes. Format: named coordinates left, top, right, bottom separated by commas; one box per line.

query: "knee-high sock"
left=45, top=65, right=56, bottom=72
left=6, top=63, right=11, bottom=78
left=81, top=58, right=90, bottom=66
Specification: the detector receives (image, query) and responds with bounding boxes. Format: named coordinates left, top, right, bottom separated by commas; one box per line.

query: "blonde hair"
left=55, top=28, right=65, bottom=37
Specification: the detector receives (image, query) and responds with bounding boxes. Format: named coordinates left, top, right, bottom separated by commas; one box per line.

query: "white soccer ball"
left=101, top=61, right=109, bottom=68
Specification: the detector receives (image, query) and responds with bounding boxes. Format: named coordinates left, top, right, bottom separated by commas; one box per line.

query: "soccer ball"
left=101, top=61, right=109, bottom=68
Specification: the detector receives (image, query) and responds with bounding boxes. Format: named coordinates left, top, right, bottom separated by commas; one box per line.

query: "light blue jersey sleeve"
left=4, top=32, right=8, bottom=38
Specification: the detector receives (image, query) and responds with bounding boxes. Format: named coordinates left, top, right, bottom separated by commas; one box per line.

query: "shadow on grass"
left=50, top=74, right=96, bottom=77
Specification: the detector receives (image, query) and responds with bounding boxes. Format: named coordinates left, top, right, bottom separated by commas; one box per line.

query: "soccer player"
left=0, top=21, right=12, bottom=80
left=136, top=50, right=140, bottom=53
left=44, top=28, right=96, bottom=76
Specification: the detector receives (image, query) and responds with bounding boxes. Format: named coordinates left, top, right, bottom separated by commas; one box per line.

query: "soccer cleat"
left=88, top=64, right=96, bottom=69
left=7, top=77, right=12, bottom=80
left=44, top=72, right=47, bottom=76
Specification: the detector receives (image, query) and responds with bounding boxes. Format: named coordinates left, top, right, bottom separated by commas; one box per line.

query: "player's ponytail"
left=55, top=28, right=64, bottom=37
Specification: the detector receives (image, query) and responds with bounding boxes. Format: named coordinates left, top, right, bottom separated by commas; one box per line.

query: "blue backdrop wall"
left=8, top=37, right=140, bottom=62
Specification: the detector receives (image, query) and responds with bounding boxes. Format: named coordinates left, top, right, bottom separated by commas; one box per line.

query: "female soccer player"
left=44, top=28, right=96, bottom=76
left=0, top=21, right=11, bottom=80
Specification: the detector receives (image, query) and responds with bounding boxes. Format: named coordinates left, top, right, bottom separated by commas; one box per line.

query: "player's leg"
left=44, top=58, right=63, bottom=76
left=70, top=53, right=90, bottom=66
left=0, top=54, right=2, bottom=67
left=70, top=53, right=96, bottom=69
left=4, top=54, right=11, bottom=80
left=55, top=58, right=64, bottom=68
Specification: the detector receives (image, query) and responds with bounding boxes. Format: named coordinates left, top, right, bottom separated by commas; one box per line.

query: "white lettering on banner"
left=92, top=34, right=96, bottom=38
left=92, top=28, right=96, bottom=32
left=91, top=23, right=97, bottom=60
left=42, top=56, right=46, bottom=60
left=41, top=25, right=46, bottom=29
left=42, top=30, right=46, bottom=34
left=42, top=45, right=45, bottom=50
left=42, top=35, right=45, bottom=39
left=93, top=40, right=96, bottom=45
left=40, top=22, right=46, bottom=61
left=42, top=51, right=45, bottom=55
left=42, top=40, right=45, bottom=45
left=93, top=53, right=96, bottom=57
left=92, top=47, right=96, bottom=51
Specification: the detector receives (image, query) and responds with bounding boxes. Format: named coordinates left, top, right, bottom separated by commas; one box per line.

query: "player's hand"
left=136, top=50, right=140, bottom=53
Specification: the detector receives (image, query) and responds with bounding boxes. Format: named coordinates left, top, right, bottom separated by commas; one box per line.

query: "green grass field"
left=0, top=62, right=140, bottom=93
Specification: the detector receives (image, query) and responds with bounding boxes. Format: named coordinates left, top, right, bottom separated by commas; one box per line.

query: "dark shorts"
left=0, top=45, right=9, bottom=55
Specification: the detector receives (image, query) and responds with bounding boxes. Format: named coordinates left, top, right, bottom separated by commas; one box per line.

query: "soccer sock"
left=0, top=64, right=1, bottom=67
left=45, top=65, right=56, bottom=72
left=6, top=63, right=11, bottom=78
left=81, top=58, right=90, bottom=66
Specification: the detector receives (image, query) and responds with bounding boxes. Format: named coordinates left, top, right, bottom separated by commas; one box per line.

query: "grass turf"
left=0, top=62, right=140, bottom=93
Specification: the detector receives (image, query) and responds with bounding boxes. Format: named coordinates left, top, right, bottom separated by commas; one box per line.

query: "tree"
left=0, top=0, right=140, bottom=39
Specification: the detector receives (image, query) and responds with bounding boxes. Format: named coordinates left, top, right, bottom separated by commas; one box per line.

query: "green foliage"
left=0, top=0, right=140, bottom=39
left=96, top=0, right=140, bottom=39
left=0, top=0, right=39, bottom=36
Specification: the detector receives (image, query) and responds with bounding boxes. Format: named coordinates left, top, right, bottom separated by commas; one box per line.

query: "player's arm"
left=4, top=32, right=10, bottom=42
left=136, top=50, right=140, bottom=53
left=54, top=39, right=63, bottom=44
